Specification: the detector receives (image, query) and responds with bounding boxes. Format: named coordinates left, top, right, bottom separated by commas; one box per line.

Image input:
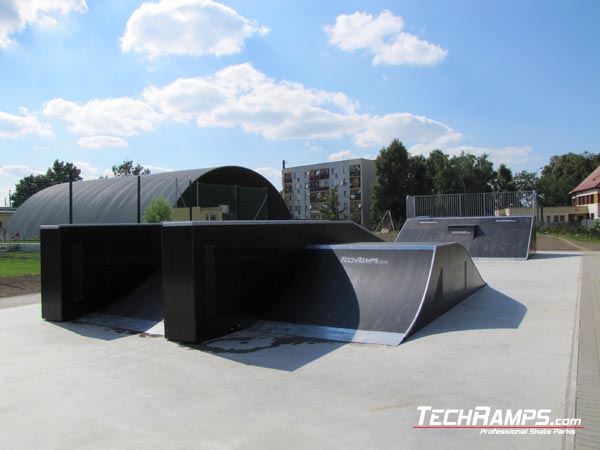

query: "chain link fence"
left=406, top=191, right=538, bottom=219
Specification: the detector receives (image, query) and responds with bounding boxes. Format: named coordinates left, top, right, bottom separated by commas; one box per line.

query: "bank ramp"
left=397, top=216, right=536, bottom=259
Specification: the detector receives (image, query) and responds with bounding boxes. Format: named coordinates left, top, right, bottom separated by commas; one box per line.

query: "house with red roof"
left=570, top=165, right=600, bottom=221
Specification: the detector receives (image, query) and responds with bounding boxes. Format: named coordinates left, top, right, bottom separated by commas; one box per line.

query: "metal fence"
left=406, top=191, right=537, bottom=218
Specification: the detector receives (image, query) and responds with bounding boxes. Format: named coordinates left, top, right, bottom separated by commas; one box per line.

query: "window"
left=205, top=213, right=218, bottom=221
left=546, top=215, right=551, bottom=223
left=553, top=215, right=559, bottom=222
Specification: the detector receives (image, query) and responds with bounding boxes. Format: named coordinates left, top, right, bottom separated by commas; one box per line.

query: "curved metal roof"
left=8, top=166, right=289, bottom=239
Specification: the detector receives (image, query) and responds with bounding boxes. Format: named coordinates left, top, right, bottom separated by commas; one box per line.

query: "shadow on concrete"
left=530, top=252, right=581, bottom=260
left=50, top=320, right=138, bottom=341
left=407, top=286, right=527, bottom=341
left=178, top=331, right=346, bottom=372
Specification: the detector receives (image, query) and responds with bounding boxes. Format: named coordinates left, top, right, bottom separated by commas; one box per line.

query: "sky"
left=1, top=0, right=599, bottom=204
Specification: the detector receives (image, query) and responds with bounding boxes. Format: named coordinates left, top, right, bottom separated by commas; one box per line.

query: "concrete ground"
left=0, top=252, right=586, bottom=450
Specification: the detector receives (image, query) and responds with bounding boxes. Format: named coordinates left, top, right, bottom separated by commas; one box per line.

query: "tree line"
left=369, top=139, right=600, bottom=225
left=10, top=160, right=151, bottom=207
left=11, top=142, right=600, bottom=224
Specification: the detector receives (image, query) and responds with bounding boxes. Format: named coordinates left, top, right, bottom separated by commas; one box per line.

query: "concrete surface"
left=0, top=252, right=583, bottom=450
left=575, top=254, right=600, bottom=450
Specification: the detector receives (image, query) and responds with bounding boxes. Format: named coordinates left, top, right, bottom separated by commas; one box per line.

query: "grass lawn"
left=0, top=252, right=41, bottom=278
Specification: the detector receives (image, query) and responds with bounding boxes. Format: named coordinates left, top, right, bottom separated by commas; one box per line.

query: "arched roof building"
left=8, top=166, right=290, bottom=240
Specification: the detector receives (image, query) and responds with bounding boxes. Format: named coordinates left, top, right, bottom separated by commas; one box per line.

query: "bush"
left=143, top=196, right=173, bottom=223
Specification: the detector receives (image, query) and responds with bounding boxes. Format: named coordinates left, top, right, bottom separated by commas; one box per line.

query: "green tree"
left=513, top=170, right=539, bottom=191
left=370, top=139, right=411, bottom=224
left=47, top=159, right=82, bottom=183
left=11, top=175, right=53, bottom=207
left=496, top=163, right=515, bottom=191
left=408, top=154, right=433, bottom=196
left=538, top=152, right=600, bottom=205
left=11, top=160, right=82, bottom=207
left=428, top=149, right=455, bottom=194
left=451, top=152, right=496, bottom=193
left=112, top=160, right=151, bottom=177
left=143, top=196, right=173, bottom=223
left=319, top=186, right=345, bottom=220
left=427, top=151, right=496, bottom=194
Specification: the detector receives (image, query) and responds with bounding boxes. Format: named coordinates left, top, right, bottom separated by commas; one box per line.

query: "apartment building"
left=281, top=158, right=375, bottom=227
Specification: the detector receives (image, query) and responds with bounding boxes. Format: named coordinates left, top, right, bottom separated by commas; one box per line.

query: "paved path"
left=575, top=254, right=600, bottom=450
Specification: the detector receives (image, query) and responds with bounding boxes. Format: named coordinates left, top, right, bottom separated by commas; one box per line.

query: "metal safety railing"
left=406, top=191, right=537, bottom=218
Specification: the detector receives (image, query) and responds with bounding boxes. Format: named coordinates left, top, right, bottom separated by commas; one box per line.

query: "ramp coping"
left=402, top=245, right=438, bottom=339
left=306, top=243, right=445, bottom=251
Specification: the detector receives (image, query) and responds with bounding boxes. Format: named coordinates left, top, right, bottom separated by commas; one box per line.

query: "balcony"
left=309, top=168, right=330, bottom=181
left=349, top=165, right=361, bottom=177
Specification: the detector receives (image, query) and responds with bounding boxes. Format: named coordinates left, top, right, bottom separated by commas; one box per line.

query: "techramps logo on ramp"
left=339, top=256, right=389, bottom=265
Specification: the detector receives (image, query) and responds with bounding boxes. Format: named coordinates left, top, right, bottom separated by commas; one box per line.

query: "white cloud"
left=0, top=0, right=87, bottom=48
left=254, top=166, right=281, bottom=190
left=0, top=110, right=52, bottom=139
left=143, top=77, right=230, bottom=122
left=328, top=150, right=358, bottom=161
left=78, top=135, right=128, bottom=149
left=143, top=164, right=173, bottom=174
left=144, top=63, right=366, bottom=141
left=324, top=10, right=447, bottom=66
left=447, top=145, right=533, bottom=167
left=44, top=97, right=164, bottom=136
left=121, top=0, right=269, bottom=59
left=38, top=63, right=525, bottom=167
left=354, top=112, right=462, bottom=148
left=72, top=161, right=104, bottom=179
left=304, top=141, right=324, bottom=152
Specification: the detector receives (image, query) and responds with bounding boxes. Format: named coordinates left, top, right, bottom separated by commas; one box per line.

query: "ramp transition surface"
left=258, top=242, right=485, bottom=344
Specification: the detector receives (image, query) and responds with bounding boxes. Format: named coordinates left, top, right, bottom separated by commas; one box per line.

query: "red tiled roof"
left=570, top=165, right=600, bottom=193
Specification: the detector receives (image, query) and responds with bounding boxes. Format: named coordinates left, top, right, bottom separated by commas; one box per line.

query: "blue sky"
left=1, top=0, right=599, bottom=203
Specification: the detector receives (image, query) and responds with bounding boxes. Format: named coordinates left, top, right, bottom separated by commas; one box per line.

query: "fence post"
left=137, top=175, right=141, bottom=223
left=189, top=180, right=193, bottom=221
left=234, top=185, right=238, bottom=220
left=69, top=176, right=73, bottom=224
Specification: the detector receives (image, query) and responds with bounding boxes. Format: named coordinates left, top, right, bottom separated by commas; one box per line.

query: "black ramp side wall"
left=409, top=243, right=486, bottom=336
left=397, top=216, right=535, bottom=259
left=41, top=224, right=162, bottom=322
left=162, top=221, right=382, bottom=343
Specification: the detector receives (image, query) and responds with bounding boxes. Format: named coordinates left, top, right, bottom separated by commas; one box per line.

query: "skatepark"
left=1, top=181, right=598, bottom=450
left=1, top=250, right=592, bottom=450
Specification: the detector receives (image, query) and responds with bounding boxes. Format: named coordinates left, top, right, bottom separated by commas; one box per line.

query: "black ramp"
left=161, top=220, right=383, bottom=343
left=41, top=224, right=163, bottom=332
left=76, top=269, right=164, bottom=334
left=257, top=242, right=485, bottom=345
left=396, top=216, right=536, bottom=259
